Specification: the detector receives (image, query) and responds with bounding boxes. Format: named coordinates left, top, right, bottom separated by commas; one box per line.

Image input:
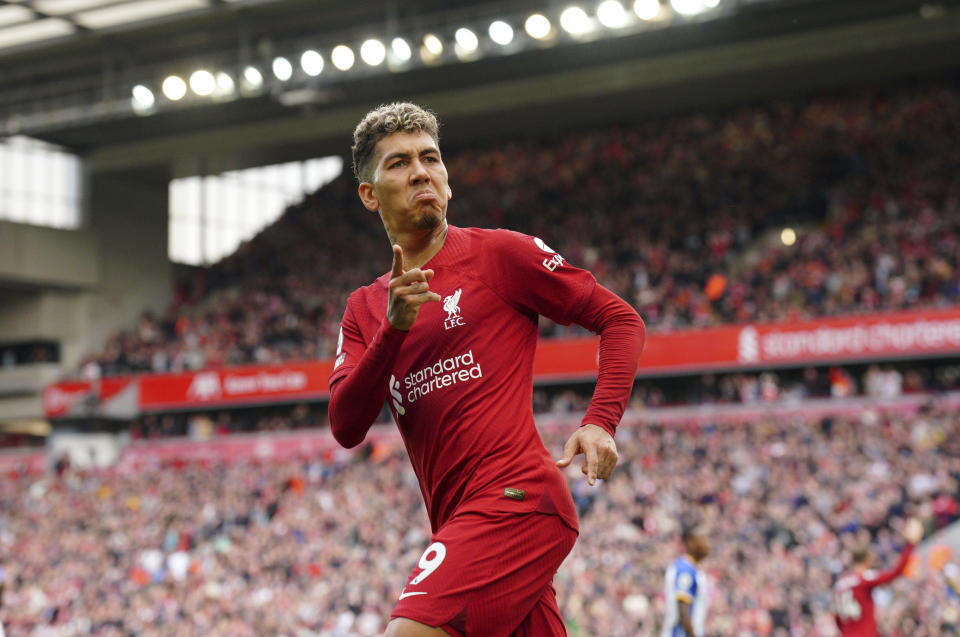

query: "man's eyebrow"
left=381, top=148, right=439, bottom=163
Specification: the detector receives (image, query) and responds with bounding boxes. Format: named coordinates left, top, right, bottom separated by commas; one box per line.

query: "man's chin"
left=413, top=209, right=443, bottom=231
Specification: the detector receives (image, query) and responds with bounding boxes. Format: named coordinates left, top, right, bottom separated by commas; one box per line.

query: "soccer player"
left=662, top=522, right=710, bottom=637
left=945, top=562, right=960, bottom=598
left=327, top=103, right=645, bottom=636
left=832, top=518, right=924, bottom=636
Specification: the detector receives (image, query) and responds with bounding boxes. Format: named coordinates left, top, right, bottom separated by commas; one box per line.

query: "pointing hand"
left=387, top=244, right=441, bottom=331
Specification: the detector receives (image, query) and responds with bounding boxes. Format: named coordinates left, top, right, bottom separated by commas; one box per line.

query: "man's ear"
left=358, top=182, right=379, bottom=212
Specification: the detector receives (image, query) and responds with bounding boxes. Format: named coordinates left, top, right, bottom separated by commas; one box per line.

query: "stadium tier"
left=60, top=78, right=959, bottom=382
left=2, top=398, right=958, bottom=635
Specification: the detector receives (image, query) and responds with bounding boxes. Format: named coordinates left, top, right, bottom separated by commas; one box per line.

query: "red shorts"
left=391, top=510, right=578, bottom=636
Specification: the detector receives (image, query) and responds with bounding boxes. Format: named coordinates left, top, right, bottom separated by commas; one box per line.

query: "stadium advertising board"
left=138, top=362, right=337, bottom=411
left=43, top=307, right=960, bottom=417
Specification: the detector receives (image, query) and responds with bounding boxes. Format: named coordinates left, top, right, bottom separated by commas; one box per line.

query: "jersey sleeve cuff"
left=579, top=419, right=616, bottom=438
left=675, top=592, right=693, bottom=603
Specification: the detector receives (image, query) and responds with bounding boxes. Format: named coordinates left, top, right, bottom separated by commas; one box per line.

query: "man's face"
left=360, top=130, right=451, bottom=233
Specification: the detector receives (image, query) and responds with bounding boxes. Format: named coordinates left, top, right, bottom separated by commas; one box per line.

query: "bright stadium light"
left=704, top=0, right=720, bottom=6
left=189, top=70, right=216, bottom=96
left=671, top=0, right=706, bottom=16
left=331, top=45, right=355, bottom=70
left=634, top=0, right=661, bottom=20
left=214, top=72, right=235, bottom=98
left=360, top=39, right=386, bottom=66
left=391, top=37, right=412, bottom=62
left=598, top=0, right=629, bottom=27
left=423, top=33, right=443, bottom=56
left=242, top=66, right=263, bottom=90
left=162, top=75, right=187, bottom=101
left=272, top=56, right=293, bottom=81
left=455, top=27, right=479, bottom=53
left=780, top=227, right=797, bottom=246
left=525, top=13, right=551, bottom=39
left=560, top=6, right=591, bottom=35
left=301, top=49, right=324, bottom=76
left=488, top=20, right=514, bottom=45
left=131, top=84, right=155, bottom=109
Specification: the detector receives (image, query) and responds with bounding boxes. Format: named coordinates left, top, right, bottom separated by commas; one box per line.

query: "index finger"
left=584, top=444, right=599, bottom=485
left=391, top=244, right=405, bottom=279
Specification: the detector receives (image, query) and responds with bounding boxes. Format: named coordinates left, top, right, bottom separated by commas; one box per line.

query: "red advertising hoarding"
left=44, top=307, right=960, bottom=417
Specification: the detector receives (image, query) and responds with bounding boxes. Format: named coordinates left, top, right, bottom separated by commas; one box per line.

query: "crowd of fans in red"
left=78, top=79, right=960, bottom=377
left=3, top=403, right=959, bottom=636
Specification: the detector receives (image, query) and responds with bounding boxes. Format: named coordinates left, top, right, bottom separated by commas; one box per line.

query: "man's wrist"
left=579, top=420, right=615, bottom=437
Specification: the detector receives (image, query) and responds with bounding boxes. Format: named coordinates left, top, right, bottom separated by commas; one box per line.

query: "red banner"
left=42, top=377, right=134, bottom=418
left=44, top=307, right=960, bottom=417
left=139, top=361, right=337, bottom=411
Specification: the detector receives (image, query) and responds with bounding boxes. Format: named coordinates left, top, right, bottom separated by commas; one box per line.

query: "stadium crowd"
left=77, top=78, right=960, bottom=377
left=3, top=402, right=959, bottom=636
left=122, top=359, right=960, bottom=439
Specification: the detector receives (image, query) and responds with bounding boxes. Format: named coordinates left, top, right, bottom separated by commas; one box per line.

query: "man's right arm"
left=328, top=245, right=440, bottom=448
left=328, top=316, right=407, bottom=448
left=677, top=599, right=697, bottom=637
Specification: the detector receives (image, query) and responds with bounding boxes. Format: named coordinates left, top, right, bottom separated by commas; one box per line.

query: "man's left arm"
left=482, top=230, right=644, bottom=484
left=555, top=284, right=645, bottom=484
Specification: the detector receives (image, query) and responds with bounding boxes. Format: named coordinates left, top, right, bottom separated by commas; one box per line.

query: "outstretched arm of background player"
left=329, top=245, right=440, bottom=448
left=556, top=285, right=645, bottom=485
left=867, top=518, right=924, bottom=589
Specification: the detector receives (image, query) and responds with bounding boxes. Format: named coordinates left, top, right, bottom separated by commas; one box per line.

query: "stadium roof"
left=1, top=0, right=958, bottom=177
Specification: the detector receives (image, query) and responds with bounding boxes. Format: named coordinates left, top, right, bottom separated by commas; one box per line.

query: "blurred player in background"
left=944, top=562, right=960, bottom=600
left=662, top=522, right=711, bottom=637
left=832, top=518, right=924, bottom=636
left=327, top=102, right=645, bottom=636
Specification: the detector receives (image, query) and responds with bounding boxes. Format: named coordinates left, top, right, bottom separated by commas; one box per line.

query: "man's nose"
left=409, top=158, right=430, bottom=182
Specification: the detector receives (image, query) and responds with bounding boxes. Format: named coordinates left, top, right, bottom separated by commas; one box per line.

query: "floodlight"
left=301, top=50, right=324, bottom=76
left=633, top=0, right=660, bottom=20
left=560, top=6, right=590, bottom=35
left=525, top=13, right=551, bottom=39
left=488, top=20, right=514, bottom=45
left=332, top=45, right=355, bottom=70
left=162, top=75, right=187, bottom=101
left=360, top=39, right=386, bottom=66
left=671, top=0, right=706, bottom=16
left=597, top=0, right=629, bottom=27
left=455, top=27, right=478, bottom=53
left=212, top=72, right=235, bottom=100
left=391, top=37, right=412, bottom=62
left=423, top=34, right=443, bottom=56
left=189, top=70, right=216, bottom=96
left=131, top=84, right=155, bottom=109
left=272, top=57, right=293, bottom=81
left=242, top=66, right=263, bottom=90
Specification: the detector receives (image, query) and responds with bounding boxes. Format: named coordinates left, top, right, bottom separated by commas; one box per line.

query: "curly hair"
left=351, top=102, right=440, bottom=183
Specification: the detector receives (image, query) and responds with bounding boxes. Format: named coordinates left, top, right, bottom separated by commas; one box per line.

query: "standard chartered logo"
left=389, top=375, right=405, bottom=415
left=402, top=350, right=482, bottom=404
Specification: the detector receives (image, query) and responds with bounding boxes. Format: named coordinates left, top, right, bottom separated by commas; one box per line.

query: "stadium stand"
left=2, top=399, right=958, bottom=636
left=76, top=78, right=960, bottom=377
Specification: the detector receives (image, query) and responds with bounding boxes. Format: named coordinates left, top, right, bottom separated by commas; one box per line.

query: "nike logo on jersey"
left=398, top=591, right=428, bottom=600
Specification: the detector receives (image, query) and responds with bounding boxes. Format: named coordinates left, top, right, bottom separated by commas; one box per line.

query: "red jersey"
left=833, top=543, right=914, bottom=637
left=329, top=225, right=644, bottom=532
